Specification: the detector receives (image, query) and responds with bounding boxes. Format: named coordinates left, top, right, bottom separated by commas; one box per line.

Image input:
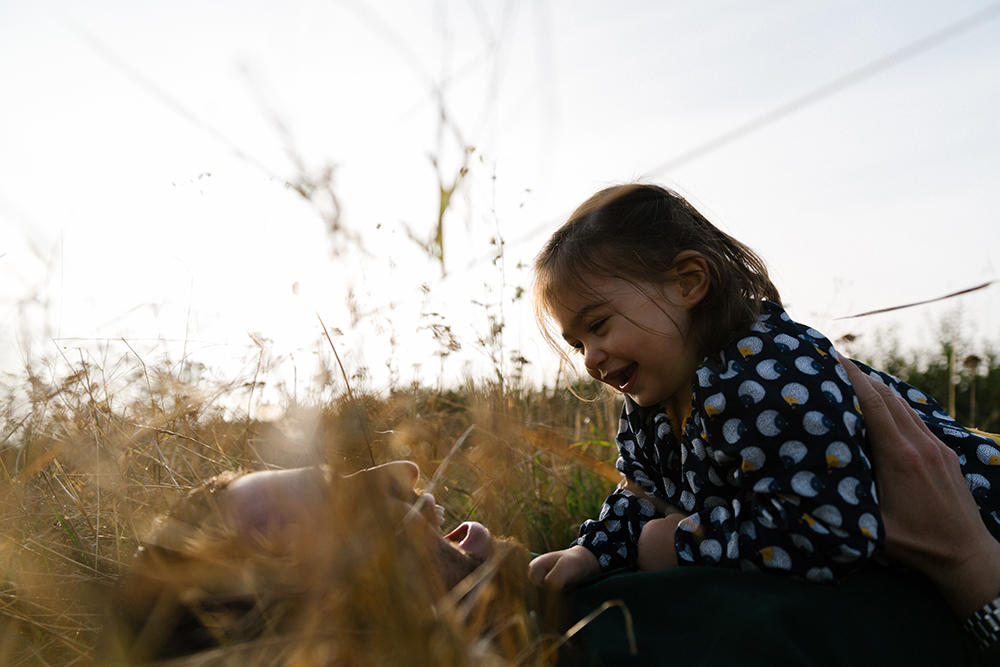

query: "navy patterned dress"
left=573, top=301, right=1000, bottom=583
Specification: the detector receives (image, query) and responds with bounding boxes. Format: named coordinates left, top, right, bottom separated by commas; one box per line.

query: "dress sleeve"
left=573, top=401, right=664, bottom=572
left=674, top=314, right=883, bottom=583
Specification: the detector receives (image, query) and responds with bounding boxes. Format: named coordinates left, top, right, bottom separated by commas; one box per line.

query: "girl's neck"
left=663, top=395, right=693, bottom=441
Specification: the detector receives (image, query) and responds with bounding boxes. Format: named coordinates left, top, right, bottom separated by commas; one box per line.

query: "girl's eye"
left=588, top=318, right=608, bottom=335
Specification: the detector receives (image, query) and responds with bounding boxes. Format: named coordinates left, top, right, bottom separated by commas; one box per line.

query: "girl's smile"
left=552, top=276, right=703, bottom=410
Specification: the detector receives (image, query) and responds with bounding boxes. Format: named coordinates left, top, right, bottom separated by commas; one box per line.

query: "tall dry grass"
left=0, top=348, right=620, bottom=665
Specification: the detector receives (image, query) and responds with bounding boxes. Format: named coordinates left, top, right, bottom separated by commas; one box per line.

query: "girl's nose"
left=583, top=343, right=607, bottom=373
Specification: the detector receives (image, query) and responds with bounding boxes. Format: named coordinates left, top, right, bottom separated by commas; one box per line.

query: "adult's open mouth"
left=444, top=521, right=493, bottom=559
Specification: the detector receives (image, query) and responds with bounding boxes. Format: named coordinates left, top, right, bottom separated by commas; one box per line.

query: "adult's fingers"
left=840, top=356, right=881, bottom=407
left=841, top=360, right=932, bottom=458
left=840, top=360, right=901, bottom=447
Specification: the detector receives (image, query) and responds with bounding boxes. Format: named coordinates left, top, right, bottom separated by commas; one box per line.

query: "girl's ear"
left=671, top=251, right=710, bottom=309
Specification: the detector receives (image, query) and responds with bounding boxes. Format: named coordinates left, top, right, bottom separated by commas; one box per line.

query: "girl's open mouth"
left=605, top=362, right=638, bottom=392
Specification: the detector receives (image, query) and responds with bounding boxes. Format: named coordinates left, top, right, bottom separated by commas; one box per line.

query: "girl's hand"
left=529, top=546, right=600, bottom=589
left=637, top=514, right=685, bottom=571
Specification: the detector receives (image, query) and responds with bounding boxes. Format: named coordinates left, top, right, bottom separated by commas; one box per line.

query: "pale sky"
left=2, top=0, right=999, bottom=403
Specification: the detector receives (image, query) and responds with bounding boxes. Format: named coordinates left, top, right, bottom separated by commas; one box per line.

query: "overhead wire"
left=70, top=4, right=1000, bottom=323
left=505, top=0, right=1000, bottom=251
left=642, top=0, right=1000, bottom=179
left=72, top=23, right=287, bottom=186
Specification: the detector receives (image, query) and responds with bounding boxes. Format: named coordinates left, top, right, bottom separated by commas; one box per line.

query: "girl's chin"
left=627, top=394, right=654, bottom=407
left=626, top=390, right=669, bottom=408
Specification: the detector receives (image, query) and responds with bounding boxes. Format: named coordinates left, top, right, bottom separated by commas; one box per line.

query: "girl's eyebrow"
left=561, top=301, right=607, bottom=339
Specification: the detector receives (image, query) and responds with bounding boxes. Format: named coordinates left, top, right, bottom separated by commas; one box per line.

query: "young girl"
left=528, top=183, right=1000, bottom=590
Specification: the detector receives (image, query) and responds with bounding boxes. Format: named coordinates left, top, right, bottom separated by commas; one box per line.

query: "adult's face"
left=113, top=462, right=514, bottom=663
left=220, top=461, right=496, bottom=590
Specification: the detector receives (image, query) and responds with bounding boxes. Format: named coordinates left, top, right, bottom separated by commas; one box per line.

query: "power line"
left=642, top=1, right=1000, bottom=179
left=836, top=281, right=995, bottom=319
left=509, top=1, right=1000, bottom=250
left=73, top=23, right=286, bottom=184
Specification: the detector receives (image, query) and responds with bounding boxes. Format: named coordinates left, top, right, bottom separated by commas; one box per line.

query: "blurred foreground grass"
left=0, top=353, right=620, bottom=665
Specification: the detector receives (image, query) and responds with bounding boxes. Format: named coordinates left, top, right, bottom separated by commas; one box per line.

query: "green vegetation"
left=846, top=310, right=1000, bottom=433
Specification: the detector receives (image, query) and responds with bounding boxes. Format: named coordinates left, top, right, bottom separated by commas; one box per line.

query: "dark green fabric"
left=562, top=562, right=985, bottom=666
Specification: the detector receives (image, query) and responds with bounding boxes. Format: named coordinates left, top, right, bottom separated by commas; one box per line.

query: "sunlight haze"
left=2, top=0, right=999, bottom=403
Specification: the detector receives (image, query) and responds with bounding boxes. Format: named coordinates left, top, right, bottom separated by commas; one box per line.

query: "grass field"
left=0, top=347, right=622, bottom=665
left=3, top=265, right=995, bottom=666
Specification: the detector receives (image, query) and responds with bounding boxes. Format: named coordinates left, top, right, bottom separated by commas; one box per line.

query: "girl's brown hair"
left=534, top=183, right=781, bottom=358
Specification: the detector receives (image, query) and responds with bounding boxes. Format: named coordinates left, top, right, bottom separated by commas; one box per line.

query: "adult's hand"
left=843, top=358, right=1000, bottom=617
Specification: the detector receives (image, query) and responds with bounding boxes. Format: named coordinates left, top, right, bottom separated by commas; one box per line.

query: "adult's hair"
left=534, top=183, right=781, bottom=357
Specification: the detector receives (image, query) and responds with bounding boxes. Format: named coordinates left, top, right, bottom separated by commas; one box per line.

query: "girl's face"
left=551, top=276, right=702, bottom=410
